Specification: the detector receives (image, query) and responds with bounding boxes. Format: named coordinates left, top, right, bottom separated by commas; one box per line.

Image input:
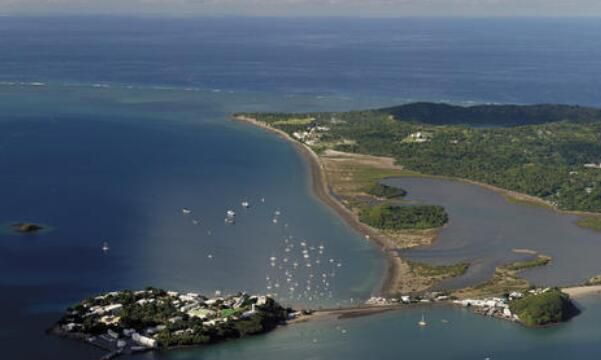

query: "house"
left=99, top=315, right=120, bottom=325
left=132, top=333, right=158, bottom=349
left=256, top=296, right=268, bottom=306
left=136, top=298, right=155, bottom=305
left=584, top=163, right=601, bottom=169
left=187, top=308, right=216, bottom=320
left=168, top=316, right=183, bottom=324
left=241, top=304, right=257, bottom=319
left=404, top=131, right=432, bottom=143
left=104, top=304, right=123, bottom=314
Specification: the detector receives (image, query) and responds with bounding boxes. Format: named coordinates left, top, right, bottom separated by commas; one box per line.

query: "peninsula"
left=233, top=102, right=601, bottom=298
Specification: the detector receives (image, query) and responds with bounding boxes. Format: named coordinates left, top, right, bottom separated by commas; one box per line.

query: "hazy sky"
left=1, top=0, right=601, bottom=17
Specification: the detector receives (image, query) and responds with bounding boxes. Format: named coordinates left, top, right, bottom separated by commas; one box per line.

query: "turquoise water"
left=1, top=17, right=601, bottom=359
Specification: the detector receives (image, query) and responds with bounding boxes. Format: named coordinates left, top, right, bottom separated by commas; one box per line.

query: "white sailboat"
left=418, top=314, right=427, bottom=327
left=102, top=242, right=110, bottom=252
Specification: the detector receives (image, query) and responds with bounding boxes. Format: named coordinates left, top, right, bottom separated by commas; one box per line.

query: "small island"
left=11, top=223, right=44, bottom=233
left=360, top=204, right=448, bottom=231
left=50, top=288, right=295, bottom=358
left=455, top=288, right=580, bottom=327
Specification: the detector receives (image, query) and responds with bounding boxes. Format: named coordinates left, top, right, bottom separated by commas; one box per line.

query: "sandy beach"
left=562, top=285, right=601, bottom=298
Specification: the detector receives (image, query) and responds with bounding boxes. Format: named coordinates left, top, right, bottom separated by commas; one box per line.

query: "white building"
left=104, top=304, right=123, bottom=314
left=584, top=163, right=601, bottom=169
left=132, top=333, right=158, bottom=348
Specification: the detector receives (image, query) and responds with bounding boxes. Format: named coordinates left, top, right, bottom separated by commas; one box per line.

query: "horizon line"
left=2, top=13, right=601, bottom=19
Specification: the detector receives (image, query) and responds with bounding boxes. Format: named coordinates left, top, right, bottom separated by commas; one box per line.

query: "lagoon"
left=389, top=177, right=601, bottom=289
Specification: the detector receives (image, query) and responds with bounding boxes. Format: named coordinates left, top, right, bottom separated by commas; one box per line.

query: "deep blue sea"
left=1, top=17, right=601, bottom=360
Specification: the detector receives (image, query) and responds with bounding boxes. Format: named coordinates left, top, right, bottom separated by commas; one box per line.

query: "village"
left=51, top=288, right=294, bottom=359
left=292, top=122, right=331, bottom=146
left=363, top=288, right=568, bottom=325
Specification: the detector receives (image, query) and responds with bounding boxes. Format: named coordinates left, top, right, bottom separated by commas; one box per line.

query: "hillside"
left=379, top=102, right=601, bottom=127
left=238, top=102, right=601, bottom=213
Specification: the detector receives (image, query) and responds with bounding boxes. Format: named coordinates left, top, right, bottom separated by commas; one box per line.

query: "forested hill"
left=238, top=102, right=601, bottom=213
left=379, top=102, right=601, bottom=126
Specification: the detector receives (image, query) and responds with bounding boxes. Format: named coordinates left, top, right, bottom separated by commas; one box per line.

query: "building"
left=584, top=163, right=601, bottom=169
left=104, top=304, right=123, bottom=314
left=132, top=333, right=158, bottom=349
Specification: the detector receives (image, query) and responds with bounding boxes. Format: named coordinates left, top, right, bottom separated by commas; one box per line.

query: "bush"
left=509, top=289, right=579, bottom=327
left=360, top=204, right=448, bottom=230
left=366, top=183, right=407, bottom=199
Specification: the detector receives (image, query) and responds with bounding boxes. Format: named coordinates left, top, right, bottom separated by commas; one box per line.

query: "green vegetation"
left=359, top=204, right=448, bottom=230
left=241, top=102, right=601, bottom=213
left=366, top=183, right=407, bottom=199
left=409, top=261, right=469, bottom=278
left=576, top=216, right=601, bottom=231
left=509, top=289, right=579, bottom=327
left=379, top=102, right=601, bottom=126
left=454, top=256, right=553, bottom=298
left=271, top=117, right=315, bottom=126
left=55, top=288, right=291, bottom=350
left=504, top=255, right=551, bottom=272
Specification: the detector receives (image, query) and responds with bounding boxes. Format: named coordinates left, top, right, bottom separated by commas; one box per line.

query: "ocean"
left=1, top=16, right=600, bottom=359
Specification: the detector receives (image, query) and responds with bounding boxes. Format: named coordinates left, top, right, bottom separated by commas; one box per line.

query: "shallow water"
left=144, top=295, right=601, bottom=360
left=387, top=177, right=601, bottom=289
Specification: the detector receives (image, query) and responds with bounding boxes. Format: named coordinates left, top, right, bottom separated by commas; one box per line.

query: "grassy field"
left=453, top=255, right=552, bottom=298
left=409, top=261, right=469, bottom=278
left=504, top=255, right=552, bottom=271
left=576, top=216, right=601, bottom=231
left=271, top=117, right=314, bottom=126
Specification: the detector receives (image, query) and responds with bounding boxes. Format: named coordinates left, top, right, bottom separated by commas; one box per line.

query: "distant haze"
left=2, top=0, right=601, bottom=17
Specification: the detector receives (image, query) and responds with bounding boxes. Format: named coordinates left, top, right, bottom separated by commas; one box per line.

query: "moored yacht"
left=418, top=314, right=427, bottom=327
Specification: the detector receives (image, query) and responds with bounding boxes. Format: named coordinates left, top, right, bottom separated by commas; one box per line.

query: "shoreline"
left=231, top=115, right=601, bottom=297
left=427, top=176, right=601, bottom=219
left=232, top=115, right=402, bottom=296
left=562, top=285, right=601, bottom=298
